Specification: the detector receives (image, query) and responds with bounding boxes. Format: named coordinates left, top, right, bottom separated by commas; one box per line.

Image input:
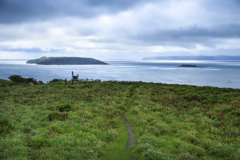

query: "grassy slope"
left=0, top=80, right=240, bottom=160
left=128, top=84, right=240, bottom=160
left=0, top=79, right=13, bottom=86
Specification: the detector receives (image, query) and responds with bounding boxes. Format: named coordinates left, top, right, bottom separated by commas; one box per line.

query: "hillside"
left=26, top=56, right=108, bottom=65
left=0, top=79, right=240, bottom=159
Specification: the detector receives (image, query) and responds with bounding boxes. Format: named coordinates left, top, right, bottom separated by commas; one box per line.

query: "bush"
left=8, top=75, right=39, bottom=85
left=0, top=118, right=14, bottom=134
left=49, top=79, right=60, bottom=83
left=0, top=79, right=13, bottom=86
left=21, top=98, right=29, bottom=104
left=49, top=124, right=63, bottom=134
left=155, top=123, right=169, bottom=134
left=118, top=105, right=127, bottom=111
left=106, top=118, right=119, bottom=128
left=131, top=108, right=139, bottom=114
left=134, top=143, right=153, bottom=153
left=47, top=112, right=68, bottom=121
left=25, top=137, right=51, bottom=149
left=56, top=103, right=71, bottom=112
left=24, top=78, right=38, bottom=85
left=21, top=126, right=31, bottom=133
left=8, top=75, right=24, bottom=84
left=39, top=80, right=44, bottom=84
left=176, top=153, right=197, bottom=160
left=206, top=142, right=236, bottom=158
left=149, top=126, right=161, bottom=136
left=143, top=149, right=172, bottom=160
left=104, top=129, right=118, bottom=142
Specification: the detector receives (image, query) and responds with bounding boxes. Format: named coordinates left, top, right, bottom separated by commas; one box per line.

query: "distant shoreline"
left=142, top=55, right=240, bottom=60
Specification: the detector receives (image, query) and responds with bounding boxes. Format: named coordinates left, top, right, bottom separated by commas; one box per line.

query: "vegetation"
left=8, top=75, right=39, bottom=85
left=0, top=79, right=13, bottom=86
left=0, top=79, right=240, bottom=159
left=26, top=56, right=108, bottom=65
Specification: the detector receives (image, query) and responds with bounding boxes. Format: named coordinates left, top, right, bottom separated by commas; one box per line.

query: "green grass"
left=0, top=79, right=240, bottom=159
left=0, top=79, right=13, bottom=86
left=101, top=121, right=131, bottom=159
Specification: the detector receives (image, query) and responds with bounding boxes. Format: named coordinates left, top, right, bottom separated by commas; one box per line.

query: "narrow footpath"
left=122, top=110, right=137, bottom=160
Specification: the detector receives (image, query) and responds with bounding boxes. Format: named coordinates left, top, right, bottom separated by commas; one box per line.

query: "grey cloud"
left=90, top=23, right=240, bottom=49
left=202, top=0, right=240, bottom=11
left=0, top=47, right=66, bottom=53
left=86, top=0, right=147, bottom=9
left=0, top=0, right=149, bottom=24
left=91, top=24, right=240, bottom=48
left=0, top=0, right=240, bottom=58
left=126, top=24, right=240, bottom=48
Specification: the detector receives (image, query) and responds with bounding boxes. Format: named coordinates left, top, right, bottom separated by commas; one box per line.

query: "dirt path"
left=122, top=110, right=136, bottom=160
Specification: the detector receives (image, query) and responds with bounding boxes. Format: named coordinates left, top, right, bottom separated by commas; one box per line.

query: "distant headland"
left=26, top=56, right=108, bottom=65
left=142, top=55, right=240, bottom=60
left=179, top=64, right=208, bottom=68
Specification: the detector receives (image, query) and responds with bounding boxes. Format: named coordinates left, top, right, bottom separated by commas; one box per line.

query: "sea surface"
left=0, top=59, right=239, bottom=88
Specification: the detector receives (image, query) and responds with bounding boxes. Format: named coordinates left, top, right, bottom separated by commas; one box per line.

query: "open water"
left=0, top=59, right=239, bottom=88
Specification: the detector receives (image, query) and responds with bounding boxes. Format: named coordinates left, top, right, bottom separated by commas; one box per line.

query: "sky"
left=0, top=0, right=240, bottom=60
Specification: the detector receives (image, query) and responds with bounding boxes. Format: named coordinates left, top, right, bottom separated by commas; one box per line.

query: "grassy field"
left=0, top=79, right=240, bottom=159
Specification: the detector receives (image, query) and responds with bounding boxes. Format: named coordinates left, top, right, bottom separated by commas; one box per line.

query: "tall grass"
left=0, top=80, right=239, bottom=159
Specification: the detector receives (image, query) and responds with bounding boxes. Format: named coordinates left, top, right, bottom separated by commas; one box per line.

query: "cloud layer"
left=0, top=0, right=240, bottom=59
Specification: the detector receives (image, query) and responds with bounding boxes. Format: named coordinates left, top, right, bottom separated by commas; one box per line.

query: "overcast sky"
left=0, top=0, right=240, bottom=60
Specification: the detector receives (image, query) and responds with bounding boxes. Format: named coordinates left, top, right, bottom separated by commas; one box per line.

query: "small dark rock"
left=179, top=64, right=208, bottom=68
left=179, top=64, right=197, bottom=67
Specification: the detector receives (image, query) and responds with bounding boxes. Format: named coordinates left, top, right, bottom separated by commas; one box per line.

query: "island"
left=26, top=56, right=108, bottom=65
left=179, top=64, right=208, bottom=67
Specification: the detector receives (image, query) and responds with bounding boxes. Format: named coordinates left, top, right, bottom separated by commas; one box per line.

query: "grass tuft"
left=0, top=118, right=14, bottom=134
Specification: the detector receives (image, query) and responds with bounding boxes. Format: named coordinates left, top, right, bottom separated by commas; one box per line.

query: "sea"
left=0, top=59, right=239, bottom=89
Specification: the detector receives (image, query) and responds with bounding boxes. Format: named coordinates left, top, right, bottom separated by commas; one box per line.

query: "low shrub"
left=133, top=143, right=153, bottom=153
left=118, top=105, right=127, bottom=111
left=149, top=126, right=161, bottom=136
left=49, top=79, right=60, bottom=83
left=131, top=108, right=139, bottom=114
left=56, top=103, right=71, bottom=112
left=106, top=118, right=119, bottom=128
left=79, top=111, right=93, bottom=119
left=25, top=136, right=51, bottom=149
left=206, top=141, right=236, bottom=158
left=8, top=75, right=24, bottom=84
left=155, top=122, right=169, bottom=134
left=8, top=75, right=39, bottom=85
left=47, top=112, right=68, bottom=121
left=143, top=149, right=173, bottom=160
left=21, top=98, right=29, bottom=104
left=104, top=129, right=118, bottom=142
left=38, top=80, right=44, bottom=84
left=176, top=153, right=197, bottom=160
left=49, top=124, right=63, bottom=134
left=21, top=126, right=31, bottom=133
left=185, top=145, right=206, bottom=157
left=0, top=118, right=14, bottom=134
left=24, top=78, right=38, bottom=85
